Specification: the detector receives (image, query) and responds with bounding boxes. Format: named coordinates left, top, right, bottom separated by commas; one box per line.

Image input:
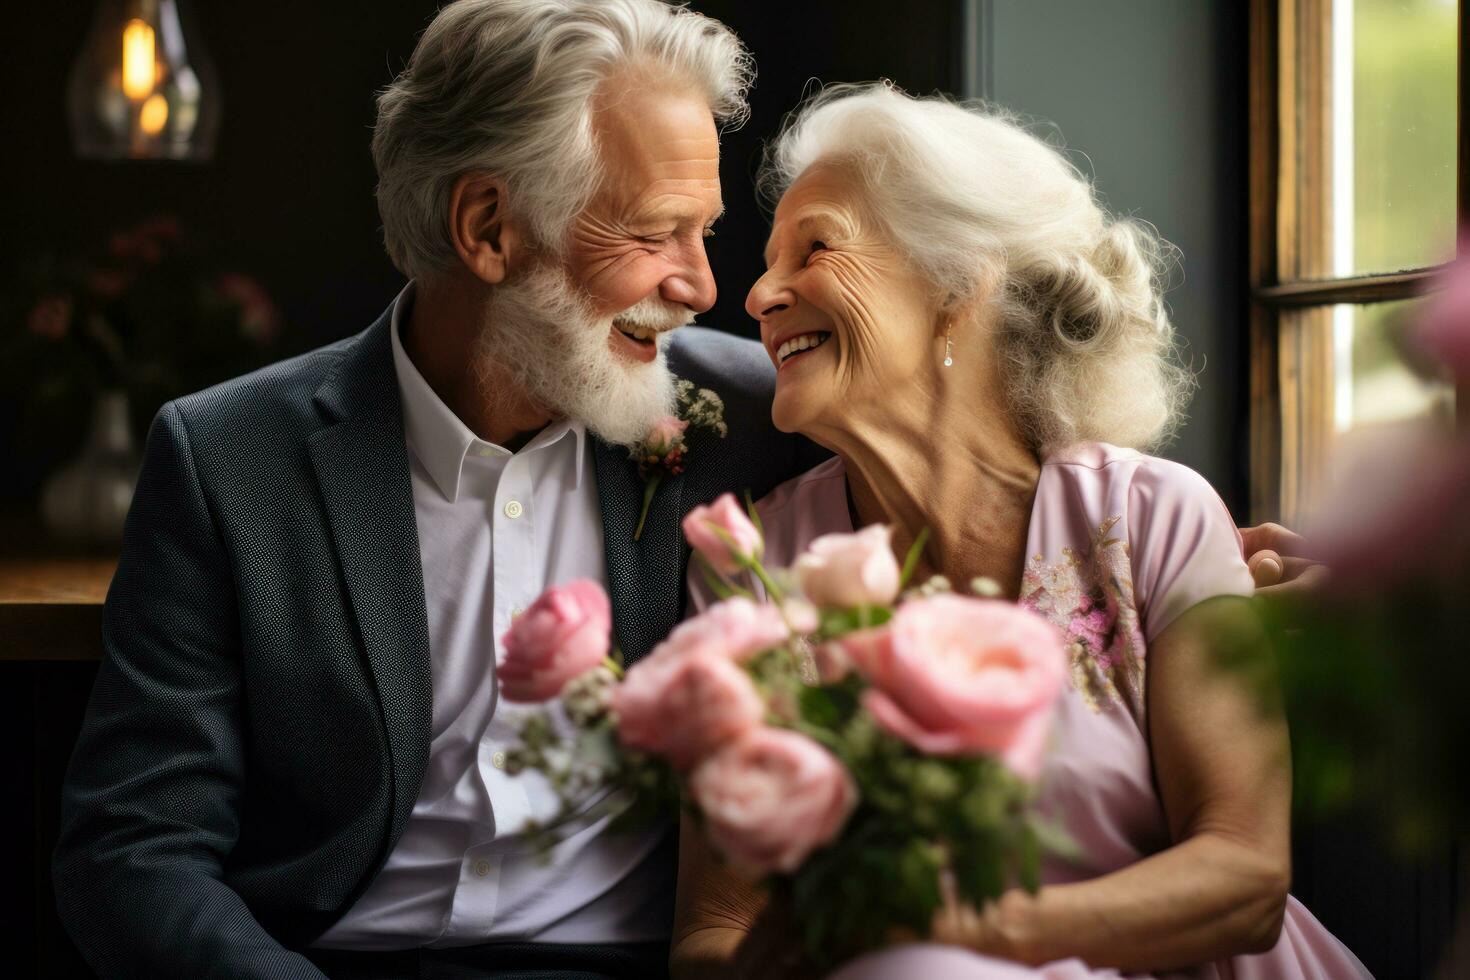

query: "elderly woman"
left=671, top=84, right=1369, bottom=979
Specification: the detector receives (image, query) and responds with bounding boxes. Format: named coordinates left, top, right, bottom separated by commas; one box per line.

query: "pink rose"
left=846, top=595, right=1066, bottom=780
left=794, top=525, right=902, bottom=609
left=653, top=597, right=789, bottom=663
left=613, top=651, right=765, bottom=769
left=498, top=579, right=611, bottom=702
left=690, top=727, right=857, bottom=875
left=645, top=415, right=689, bottom=454
left=683, top=493, right=763, bottom=574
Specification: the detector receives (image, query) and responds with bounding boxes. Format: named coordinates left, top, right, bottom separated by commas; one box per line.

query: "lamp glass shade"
left=67, top=0, right=220, bottom=161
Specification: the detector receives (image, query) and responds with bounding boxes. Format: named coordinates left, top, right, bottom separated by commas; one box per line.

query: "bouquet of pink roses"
left=499, top=493, right=1071, bottom=965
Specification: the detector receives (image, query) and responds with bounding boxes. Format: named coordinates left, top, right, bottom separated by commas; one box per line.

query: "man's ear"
left=448, top=173, right=523, bottom=285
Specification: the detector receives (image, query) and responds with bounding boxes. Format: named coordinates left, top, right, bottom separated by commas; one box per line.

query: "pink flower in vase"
left=690, top=727, right=857, bottom=875
left=683, top=493, right=763, bottom=574
left=27, top=295, right=73, bottom=340
left=498, top=579, right=611, bottom=702
left=846, top=594, right=1067, bottom=781
left=86, top=268, right=131, bottom=300
left=216, top=273, right=283, bottom=345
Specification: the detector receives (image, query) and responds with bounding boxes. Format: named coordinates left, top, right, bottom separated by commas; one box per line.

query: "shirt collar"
left=389, top=281, right=588, bottom=503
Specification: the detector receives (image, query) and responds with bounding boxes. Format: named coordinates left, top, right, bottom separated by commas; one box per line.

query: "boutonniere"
left=632, top=380, right=728, bottom=540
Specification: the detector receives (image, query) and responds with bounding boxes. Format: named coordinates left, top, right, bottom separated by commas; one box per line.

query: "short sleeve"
left=1127, top=459, right=1255, bottom=643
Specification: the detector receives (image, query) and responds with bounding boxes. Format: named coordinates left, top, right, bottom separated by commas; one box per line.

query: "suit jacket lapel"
left=307, top=310, right=431, bottom=848
left=593, top=437, right=686, bottom=666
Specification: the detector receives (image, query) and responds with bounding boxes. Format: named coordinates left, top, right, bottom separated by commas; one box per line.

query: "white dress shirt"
left=314, top=284, right=671, bottom=950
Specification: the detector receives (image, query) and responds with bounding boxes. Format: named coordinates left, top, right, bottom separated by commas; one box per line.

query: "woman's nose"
left=745, top=270, right=797, bottom=323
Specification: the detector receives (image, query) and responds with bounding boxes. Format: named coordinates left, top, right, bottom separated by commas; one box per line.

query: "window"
left=1249, top=0, right=1465, bottom=523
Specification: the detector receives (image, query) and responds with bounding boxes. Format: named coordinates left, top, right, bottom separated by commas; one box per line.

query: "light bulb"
left=139, top=93, right=169, bottom=134
left=121, top=18, right=156, bottom=100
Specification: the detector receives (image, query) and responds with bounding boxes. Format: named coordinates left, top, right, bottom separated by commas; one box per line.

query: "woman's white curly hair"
left=760, top=82, right=1195, bottom=454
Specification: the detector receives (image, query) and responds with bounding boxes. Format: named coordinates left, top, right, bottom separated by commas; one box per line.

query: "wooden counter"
left=0, top=558, right=115, bottom=661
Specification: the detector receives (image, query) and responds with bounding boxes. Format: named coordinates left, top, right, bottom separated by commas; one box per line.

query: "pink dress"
left=732, top=443, right=1371, bottom=980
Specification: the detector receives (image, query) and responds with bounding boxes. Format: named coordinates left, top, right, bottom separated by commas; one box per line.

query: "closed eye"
left=806, top=240, right=828, bottom=263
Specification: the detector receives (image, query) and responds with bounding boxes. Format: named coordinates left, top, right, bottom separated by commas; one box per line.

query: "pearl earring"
left=943, top=322, right=954, bottom=367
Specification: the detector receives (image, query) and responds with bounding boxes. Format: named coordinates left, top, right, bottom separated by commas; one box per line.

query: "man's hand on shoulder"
left=1239, top=522, right=1328, bottom=599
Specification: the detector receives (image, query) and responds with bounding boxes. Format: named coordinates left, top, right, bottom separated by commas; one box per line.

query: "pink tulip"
left=691, top=727, right=857, bottom=875
left=612, top=651, right=764, bottom=770
left=846, top=595, right=1066, bottom=780
left=794, top=525, right=901, bottom=609
left=498, top=579, right=611, bottom=702
left=652, top=597, right=790, bottom=663
left=683, top=493, right=763, bottom=574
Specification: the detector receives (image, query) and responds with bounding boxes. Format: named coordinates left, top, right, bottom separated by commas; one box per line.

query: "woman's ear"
left=448, top=173, right=524, bottom=285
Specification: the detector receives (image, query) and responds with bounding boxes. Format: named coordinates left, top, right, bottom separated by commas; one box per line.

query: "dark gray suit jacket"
left=52, top=307, right=826, bottom=978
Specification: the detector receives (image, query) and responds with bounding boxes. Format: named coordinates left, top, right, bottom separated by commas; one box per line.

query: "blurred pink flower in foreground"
left=613, top=650, right=764, bottom=770
left=498, top=579, right=611, bottom=702
left=846, top=595, right=1067, bottom=780
left=691, top=726, right=857, bottom=875
left=1314, top=242, right=1470, bottom=593
left=1417, top=234, right=1470, bottom=378
left=794, top=525, right=902, bottom=609
left=654, top=596, right=789, bottom=663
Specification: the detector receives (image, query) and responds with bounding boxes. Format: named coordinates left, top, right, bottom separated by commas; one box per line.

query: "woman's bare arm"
left=936, top=596, right=1292, bottom=972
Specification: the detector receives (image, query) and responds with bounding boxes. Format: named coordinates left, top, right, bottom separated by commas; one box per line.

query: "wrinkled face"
left=746, top=165, right=939, bottom=435
left=564, top=80, right=724, bottom=365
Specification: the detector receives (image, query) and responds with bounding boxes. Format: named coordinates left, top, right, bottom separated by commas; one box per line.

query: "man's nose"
left=659, top=240, right=718, bottom=314
left=746, top=269, right=796, bottom=323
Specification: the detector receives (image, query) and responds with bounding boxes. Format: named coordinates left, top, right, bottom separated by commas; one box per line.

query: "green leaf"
left=819, top=605, right=893, bottom=637
left=898, top=526, right=931, bottom=589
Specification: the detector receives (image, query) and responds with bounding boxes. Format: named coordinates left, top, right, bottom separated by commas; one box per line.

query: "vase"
left=41, top=389, right=142, bottom=546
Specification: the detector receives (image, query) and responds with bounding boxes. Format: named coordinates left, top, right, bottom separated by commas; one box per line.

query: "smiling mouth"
left=613, top=319, right=662, bottom=345
left=776, top=331, right=832, bottom=365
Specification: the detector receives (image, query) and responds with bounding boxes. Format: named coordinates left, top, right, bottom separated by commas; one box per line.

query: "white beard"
left=473, top=263, right=691, bottom=448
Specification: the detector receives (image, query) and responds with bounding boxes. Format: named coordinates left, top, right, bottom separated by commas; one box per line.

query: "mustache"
left=612, top=295, right=694, bottom=332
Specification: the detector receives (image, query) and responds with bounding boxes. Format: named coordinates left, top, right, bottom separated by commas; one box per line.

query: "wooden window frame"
left=1248, top=0, right=1468, bottom=523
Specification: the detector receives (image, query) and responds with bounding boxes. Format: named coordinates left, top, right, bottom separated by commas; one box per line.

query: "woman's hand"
left=893, top=878, right=1036, bottom=964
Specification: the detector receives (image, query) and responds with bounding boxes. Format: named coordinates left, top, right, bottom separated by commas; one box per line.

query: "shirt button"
left=503, top=500, right=524, bottom=519
left=491, top=750, right=507, bottom=770
left=473, top=859, right=491, bottom=877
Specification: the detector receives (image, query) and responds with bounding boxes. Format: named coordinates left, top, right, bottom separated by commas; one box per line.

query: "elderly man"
left=52, top=2, right=814, bottom=978
left=52, top=1, right=1312, bottom=978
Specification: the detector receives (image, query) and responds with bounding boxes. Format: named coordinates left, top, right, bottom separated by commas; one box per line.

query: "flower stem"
left=602, top=656, right=625, bottom=680
left=633, top=475, right=661, bottom=541
left=746, top=559, right=785, bottom=604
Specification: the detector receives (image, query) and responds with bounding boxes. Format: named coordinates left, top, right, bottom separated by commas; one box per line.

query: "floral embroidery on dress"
left=1020, top=516, right=1148, bottom=717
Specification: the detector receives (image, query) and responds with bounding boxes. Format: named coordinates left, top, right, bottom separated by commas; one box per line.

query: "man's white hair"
left=760, top=83, right=1195, bottom=454
left=373, top=0, right=752, bottom=279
